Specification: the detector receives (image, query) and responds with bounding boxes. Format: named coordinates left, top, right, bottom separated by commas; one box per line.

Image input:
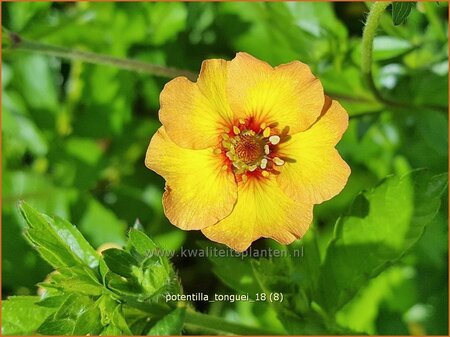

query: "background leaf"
left=316, top=170, right=447, bottom=313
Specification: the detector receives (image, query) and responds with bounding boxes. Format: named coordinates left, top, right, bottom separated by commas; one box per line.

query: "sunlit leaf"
left=1, top=296, right=56, bottom=335
left=316, top=170, right=447, bottom=313
left=147, top=308, right=186, bottom=335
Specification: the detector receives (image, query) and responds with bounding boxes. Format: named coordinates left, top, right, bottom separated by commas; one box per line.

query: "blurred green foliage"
left=1, top=1, right=448, bottom=335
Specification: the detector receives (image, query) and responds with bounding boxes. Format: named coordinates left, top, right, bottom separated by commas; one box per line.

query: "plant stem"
left=361, top=2, right=392, bottom=105
left=3, top=28, right=197, bottom=81
left=361, top=2, right=447, bottom=114
left=4, top=26, right=446, bottom=115
left=184, top=309, right=285, bottom=335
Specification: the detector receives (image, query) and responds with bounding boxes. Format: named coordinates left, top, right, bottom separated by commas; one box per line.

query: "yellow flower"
left=145, top=52, right=350, bottom=252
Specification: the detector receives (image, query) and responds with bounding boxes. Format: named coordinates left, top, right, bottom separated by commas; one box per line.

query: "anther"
left=233, top=126, right=241, bottom=135
left=261, top=170, right=270, bottom=177
left=214, top=148, right=222, bottom=154
left=263, top=127, right=271, bottom=138
left=222, top=140, right=231, bottom=148
left=273, top=157, right=285, bottom=166
left=242, top=174, right=248, bottom=183
left=260, top=158, right=268, bottom=169
left=248, top=164, right=257, bottom=172
left=269, top=135, right=280, bottom=145
left=221, top=164, right=228, bottom=171
left=222, top=133, right=230, bottom=140
left=264, top=144, right=270, bottom=155
left=260, top=122, right=267, bottom=130
left=239, top=118, right=246, bottom=124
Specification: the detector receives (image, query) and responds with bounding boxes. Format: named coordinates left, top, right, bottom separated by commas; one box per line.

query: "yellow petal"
left=159, top=59, right=234, bottom=150
left=201, top=177, right=313, bottom=252
left=276, top=98, right=351, bottom=205
left=145, top=127, right=237, bottom=230
left=227, top=52, right=324, bottom=134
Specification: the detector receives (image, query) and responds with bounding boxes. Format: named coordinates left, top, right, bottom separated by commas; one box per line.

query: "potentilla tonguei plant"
left=145, top=52, right=350, bottom=251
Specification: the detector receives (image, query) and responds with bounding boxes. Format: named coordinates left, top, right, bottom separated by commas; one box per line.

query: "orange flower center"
left=219, top=119, right=288, bottom=182
left=235, top=134, right=264, bottom=164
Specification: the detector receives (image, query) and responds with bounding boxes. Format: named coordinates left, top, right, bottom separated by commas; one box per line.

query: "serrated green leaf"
left=392, top=2, right=415, bottom=26
left=53, top=293, right=93, bottom=320
left=1, top=296, right=56, bottom=335
left=52, top=216, right=100, bottom=268
left=52, top=273, right=103, bottom=296
left=102, top=248, right=139, bottom=278
left=111, top=305, right=133, bottom=335
left=72, top=305, right=103, bottom=335
left=316, top=170, right=447, bottom=313
left=100, top=324, right=123, bottom=336
left=20, top=202, right=100, bottom=269
left=37, top=295, right=69, bottom=308
left=37, top=318, right=76, bottom=335
left=128, top=228, right=158, bottom=257
left=107, top=273, right=143, bottom=298
left=38, top=293, right=102, bottom=335
left=147, top=307, right=186, bottom=335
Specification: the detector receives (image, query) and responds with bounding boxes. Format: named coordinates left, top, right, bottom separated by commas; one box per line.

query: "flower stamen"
left=219, top=120, right=289, bottom=180
left=273, top=157, right=285, bottom=166
left=260, top=158, right=268, bottom=169
left=269, top=135, right=280, bottom=145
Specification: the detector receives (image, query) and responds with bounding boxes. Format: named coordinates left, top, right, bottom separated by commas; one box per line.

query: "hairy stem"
left=361, top=2, right=447, bottom=114
left=361, top=2, right=392, bottom=104
left=4, top=25, right=446, bottom=116
left=3, top=28, right=197, bottom=81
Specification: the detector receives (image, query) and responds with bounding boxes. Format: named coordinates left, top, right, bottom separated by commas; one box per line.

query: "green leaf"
left=373, top=36, right=412, bottom=60
left=147, top=307, right=186, bottom=335
left=7, top=2, right=51, bottom=31
left=12, top=54, right=59, bottom=113
left=37, top=318, right=76, bottom=335
left=111, top=305, right=133, bottom=335
left=336, top=266, right=415, bottom=334
left=128, top=228, right=158, bottom=256
left=38, top=293, right=102, bottom=335
left=20, top=202, right=100, bottom=269
left=1, top=102, right=48, bottom=156
left=42, top=268, right=103, bottom=296
left=147, top=3, right=188, bottom=45
left=316, top=170, right=448, bottom=313
left=1, top=296, right=56, bottom=335
left=287, top=231, right=321, bottom=300
left=198, top=241, right=263, bottom=297
left=391, top=2, right=415, bottom=26
left=102, top=248, right=139, bottom=278
left=101, top=230, right=179, bottom=303
left=78, top=197, right=127, bottom=248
